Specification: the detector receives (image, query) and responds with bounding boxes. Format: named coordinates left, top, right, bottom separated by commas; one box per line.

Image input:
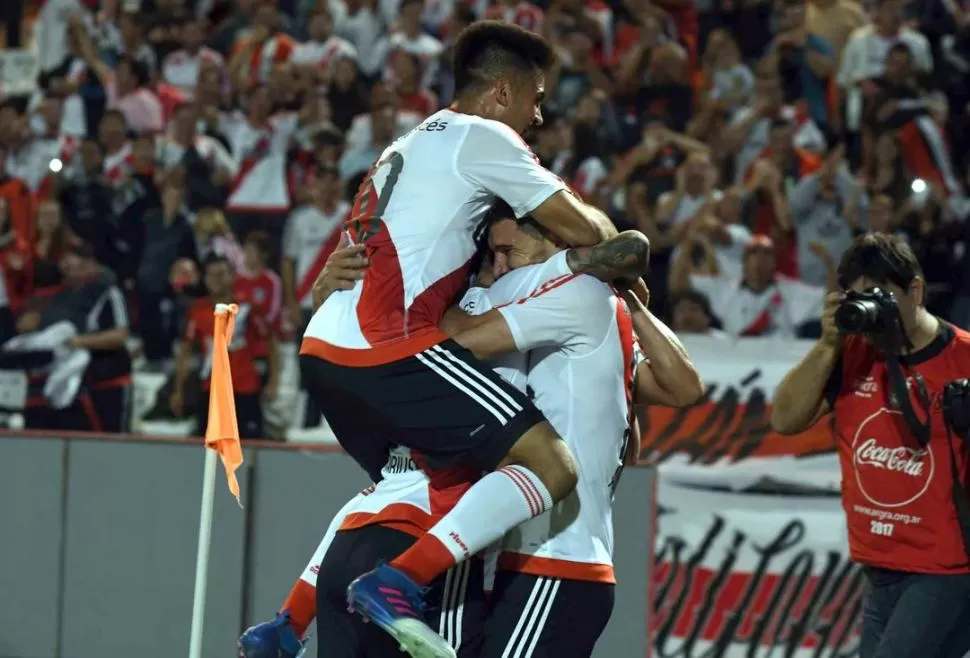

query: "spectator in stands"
left=327, top=57, right=369, bottom=132
left=281, top=164, right=346, bottom=332
left=789, top=144, right=868, bottom=287
left=291, top=5, right=358, bottom=76
left=172, top=254, right=269, bottom=439
left=669, top=290, right=725, bottom=337
left=194, top=207, right=246, bottom=272
left=0, top=147, right=35, bottom=311
left=236, top=230, right=283, bottom=401
left=764, top=0, right=835, bottom=130
left=16, top=241, right=130, bottom=432
left=162, top=18, right=226, bottom=100
left=136, top=179, right=197, bottom=366
left=33, top=199, right=73, bottom=293
left=339, top=101, right=397, bottom=180
left=669, top=234, right=826, bottom=337
left=390, top=51, right=438, bottom=117
left=228, top=4, right=296, bottom=87
left=72, top=13, right=165, bottom=136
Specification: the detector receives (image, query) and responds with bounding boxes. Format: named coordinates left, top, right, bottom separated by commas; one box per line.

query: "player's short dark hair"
left=485, top=200, right=544, bottom=237
left=837, top=232, right=924, bottom=291
left=399, top=0, right=423, bottom=11
left=452, top=21, right=557, bottom=97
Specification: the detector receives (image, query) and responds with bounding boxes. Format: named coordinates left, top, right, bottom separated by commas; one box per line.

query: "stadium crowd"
left=1, top=0, right=969, bottom=436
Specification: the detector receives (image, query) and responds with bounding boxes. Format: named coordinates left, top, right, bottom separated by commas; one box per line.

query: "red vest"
left=831, top=324, right=970, bottom=573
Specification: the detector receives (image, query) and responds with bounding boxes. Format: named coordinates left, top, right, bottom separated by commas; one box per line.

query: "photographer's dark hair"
left=837, top=232, right=924, bottom=292
left=452, top=21, right=557, bottom=97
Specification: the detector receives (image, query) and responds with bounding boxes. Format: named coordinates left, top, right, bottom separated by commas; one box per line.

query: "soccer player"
left=299, top=20, right=618, bottom=656
left=243, top=212, right=700, bottom=657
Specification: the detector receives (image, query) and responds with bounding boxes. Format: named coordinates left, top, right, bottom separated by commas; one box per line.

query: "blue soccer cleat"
left=347, top=563, right=455, bottom=658
left=238, top=611, right=306, bottom=658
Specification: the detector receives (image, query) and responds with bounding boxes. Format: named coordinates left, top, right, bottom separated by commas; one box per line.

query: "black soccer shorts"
left=481, top=571, right=615, bottom=658
left=315, top=524, right=487, bottom=658
left=301, top=339, right=545, bottom=480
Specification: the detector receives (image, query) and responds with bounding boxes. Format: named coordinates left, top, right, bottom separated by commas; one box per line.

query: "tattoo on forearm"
left=566, top=232, right=650, bottom=282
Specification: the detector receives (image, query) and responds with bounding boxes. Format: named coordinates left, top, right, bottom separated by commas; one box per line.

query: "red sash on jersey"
left=740, top=286, right=783, bottom=337
left=295, top=227, right=344, bottom=303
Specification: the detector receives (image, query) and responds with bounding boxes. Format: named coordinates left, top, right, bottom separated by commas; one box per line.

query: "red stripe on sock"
left=508, top=465, right=548, bottom=515
left=500, top=466, right=540, bottom=516
left=517, top=467, right=546, bottom=514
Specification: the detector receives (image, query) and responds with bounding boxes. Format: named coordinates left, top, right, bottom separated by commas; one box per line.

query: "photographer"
left=771, top=232, right=970, bottom=658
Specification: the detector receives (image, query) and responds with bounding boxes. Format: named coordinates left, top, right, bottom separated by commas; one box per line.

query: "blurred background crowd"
left=0, top=0, right=968, bottom=438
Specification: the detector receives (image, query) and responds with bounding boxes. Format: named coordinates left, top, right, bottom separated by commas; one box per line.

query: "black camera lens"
left=834, top=299, right=882, bottom=334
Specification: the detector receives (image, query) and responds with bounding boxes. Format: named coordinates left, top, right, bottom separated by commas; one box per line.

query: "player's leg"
left=239, top=492, right=370, bottom=657
left=304, top=341, right=577, bottom=579
left=481, top=572, right=615, bottom=658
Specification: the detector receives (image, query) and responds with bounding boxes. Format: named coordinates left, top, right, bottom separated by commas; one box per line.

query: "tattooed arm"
left=565, top=230, right=651, bottom=283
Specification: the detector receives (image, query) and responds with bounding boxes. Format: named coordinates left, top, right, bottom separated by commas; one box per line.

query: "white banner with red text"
left=653, top=481, right=862, bottom=658
left=640, top=335, right=841, bottom=494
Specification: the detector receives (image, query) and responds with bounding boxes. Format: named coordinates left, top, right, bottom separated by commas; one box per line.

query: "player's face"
left=504, top=70, right=545, bottom=137
left=488, top=218, right=549, bottom=279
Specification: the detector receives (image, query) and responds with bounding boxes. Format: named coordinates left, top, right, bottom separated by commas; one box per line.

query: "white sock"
left=428, top=465, right=553, bottom=562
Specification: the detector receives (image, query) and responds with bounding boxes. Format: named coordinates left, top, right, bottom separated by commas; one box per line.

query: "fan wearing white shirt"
left=162, top=18, right=226, bottom=99
left=374, top=0, right=444, bottom=86
left=291, top=5, right=359, bottom=77
left=669, top=234, right=826, bottom=338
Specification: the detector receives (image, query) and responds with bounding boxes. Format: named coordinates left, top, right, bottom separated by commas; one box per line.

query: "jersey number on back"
left=349, top=151, right=405, bottom=243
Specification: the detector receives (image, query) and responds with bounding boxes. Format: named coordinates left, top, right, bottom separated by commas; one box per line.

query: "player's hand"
left=312, top=234, right=368, bottom=310
left=821, top=291, right=844, bottom=349
left=170, top=389, right=184, bottom=418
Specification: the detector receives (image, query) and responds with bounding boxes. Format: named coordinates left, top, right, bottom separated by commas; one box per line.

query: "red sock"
left=389, top=534, right=457, bottom=585
left=280, top=579, right=317, bottom=638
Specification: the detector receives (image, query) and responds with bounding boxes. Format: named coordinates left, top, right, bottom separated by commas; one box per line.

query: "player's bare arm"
left=530, top=190, right=618, bottom=247
left=565, top=230, right=650, bottom=282
left=621, top=289, right=704, bottom=408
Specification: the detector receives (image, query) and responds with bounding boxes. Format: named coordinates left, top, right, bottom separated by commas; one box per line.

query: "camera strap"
left=943, top=422, right=970, bottom=562
left=884, top=353, right=931, bottom=447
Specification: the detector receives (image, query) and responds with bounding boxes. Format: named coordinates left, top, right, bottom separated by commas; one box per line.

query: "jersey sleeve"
left=497, top=275, right=612, bottom=352
left=457, top=120, right=567, bottom=218
left=459, top=287, right=494, bottom=316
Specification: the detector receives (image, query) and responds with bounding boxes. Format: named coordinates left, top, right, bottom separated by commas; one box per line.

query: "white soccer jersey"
left=494, top=252, right=639, bottom=584
left=301, top=109, right=567, bottom=367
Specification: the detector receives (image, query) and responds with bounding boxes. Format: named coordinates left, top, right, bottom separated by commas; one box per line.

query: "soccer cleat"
left=347, top=563, right=456, bottom=658
left=237, top=611, right=306, bottom=658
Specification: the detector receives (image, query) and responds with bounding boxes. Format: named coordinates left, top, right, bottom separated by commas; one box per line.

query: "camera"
left=834, top=288, right=899, bottom=335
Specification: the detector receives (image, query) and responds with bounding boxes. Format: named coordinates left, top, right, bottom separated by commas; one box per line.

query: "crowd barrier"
left=0, top=432, right=653, bottom=658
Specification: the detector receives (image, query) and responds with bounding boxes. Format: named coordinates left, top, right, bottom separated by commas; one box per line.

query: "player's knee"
left=503, top=421, right=578, bottom=502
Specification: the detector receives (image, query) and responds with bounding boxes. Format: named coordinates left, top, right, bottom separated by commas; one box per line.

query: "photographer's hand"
left=821, top=291, right=844, bottom=348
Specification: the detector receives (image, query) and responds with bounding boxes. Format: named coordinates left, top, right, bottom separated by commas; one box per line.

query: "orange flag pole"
left=189, top=303, right=244, bottom=658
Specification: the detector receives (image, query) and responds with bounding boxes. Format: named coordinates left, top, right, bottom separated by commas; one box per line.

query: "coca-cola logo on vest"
left=851, top=408, right=934, bottom=508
